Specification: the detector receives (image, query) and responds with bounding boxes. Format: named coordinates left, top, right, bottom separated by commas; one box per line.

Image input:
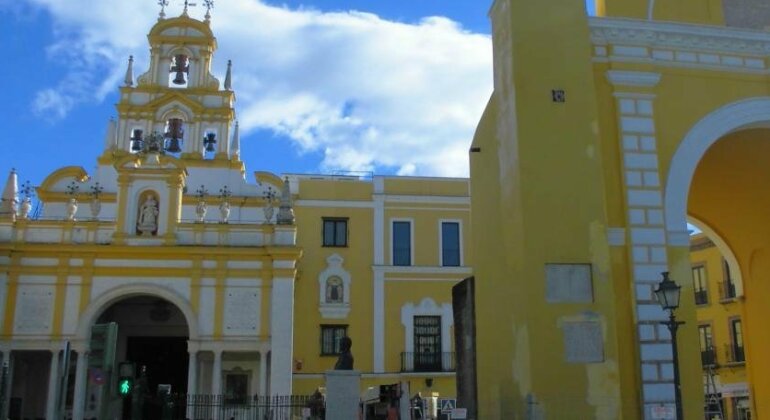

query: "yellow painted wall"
left=596, top=0, right=725, bottom=24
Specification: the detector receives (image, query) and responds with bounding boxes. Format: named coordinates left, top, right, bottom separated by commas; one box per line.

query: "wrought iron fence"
left=718, top=281, right=737, bottom=300
left=165, top=394, right=324, bottom=420
left=701, top=347, right=717, bottom=367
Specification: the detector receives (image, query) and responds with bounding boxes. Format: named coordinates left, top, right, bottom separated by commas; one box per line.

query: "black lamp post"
left=654, top=271, right=685, bottom=420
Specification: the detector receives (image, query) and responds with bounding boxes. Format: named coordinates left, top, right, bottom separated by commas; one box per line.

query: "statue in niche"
left=137, top=195, right=159, bottom=236
left=334, top=336, right=354, bottom=370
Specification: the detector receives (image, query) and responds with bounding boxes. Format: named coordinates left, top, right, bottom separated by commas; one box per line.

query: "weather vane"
left=158, top=0, right=169, bottom=19
left=203, top=0, right=214, bottom=19
left=182, top=0, right=198, bottom=15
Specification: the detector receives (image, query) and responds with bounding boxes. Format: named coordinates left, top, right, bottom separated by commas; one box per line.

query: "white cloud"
left=23, top=0, right=492, bottom=176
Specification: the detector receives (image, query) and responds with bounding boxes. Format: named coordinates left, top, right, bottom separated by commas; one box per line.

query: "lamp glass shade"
left=654, top=272, right=681, bottom=310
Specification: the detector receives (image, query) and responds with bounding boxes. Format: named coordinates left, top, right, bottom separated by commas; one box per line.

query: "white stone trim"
left=438, top=219, right=464, bottom=267
left=384, top=195, right=470, bottom=205
left=295, top=200, right=374, bottom=209
left=373, top=270, right=385, bottom=373
left=318, top=254, right=351, bottom=319
left=372, top=265, right=473, bottom=275
left=665, top=97, right=770, bottom=233
left=400, top=298, right=453, bottom=371
left=606, top=71, right=662, bottom=88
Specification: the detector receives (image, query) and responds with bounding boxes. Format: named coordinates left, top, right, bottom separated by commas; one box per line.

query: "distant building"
left=690, top=234, right=750, bottom=420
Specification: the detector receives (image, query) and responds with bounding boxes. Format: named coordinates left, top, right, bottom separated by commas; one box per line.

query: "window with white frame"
left=392, top=220, right=412, bottom=266
left=400, top=298, right=453, bottom=372
left=440, top=221, right=461, bottom=267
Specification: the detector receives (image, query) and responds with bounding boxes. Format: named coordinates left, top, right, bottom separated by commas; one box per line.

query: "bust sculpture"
left=334, top=336, right=354, bottom=370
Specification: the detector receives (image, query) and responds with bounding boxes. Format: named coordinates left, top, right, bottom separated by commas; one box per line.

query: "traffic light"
left=118, top=377, right=132, bottom=395
left=117, top=362, right=136, bottom=398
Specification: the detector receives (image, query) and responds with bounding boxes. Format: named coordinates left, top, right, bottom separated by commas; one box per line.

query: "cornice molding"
left=606, top=70, right=661, bottom=88
left=590, top=17, right=770, bottom=56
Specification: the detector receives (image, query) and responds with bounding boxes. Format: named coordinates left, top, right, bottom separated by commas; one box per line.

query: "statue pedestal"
left=325, top=370, right=361, bottom=419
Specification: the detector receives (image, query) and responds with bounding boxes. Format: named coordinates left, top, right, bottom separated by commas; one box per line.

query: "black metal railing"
left=400, top=352, right=455, bottom=373
left=726, top=344, right=745, bottom=364
left=701, top=347, right=717, bottom=367
left=694, top=289, right=709, bottom=305
left=163, top=394, right=323, bottom=420
left=719, top=281, right=737, bottom=300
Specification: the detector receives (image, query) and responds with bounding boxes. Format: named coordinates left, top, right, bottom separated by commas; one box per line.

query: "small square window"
left=323, top=218, right=348, bottom=247
left=321, top=325, right=348, bottom=355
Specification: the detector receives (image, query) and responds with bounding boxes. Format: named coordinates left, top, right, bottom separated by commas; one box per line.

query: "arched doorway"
left=87, top=295, right=190, bottom=419
left=666, top=100, right=770, bottom=419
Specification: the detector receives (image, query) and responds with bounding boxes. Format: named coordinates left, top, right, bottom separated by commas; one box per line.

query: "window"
left=729, top=319, right=745, bottom=363
left=698, top=324, right=715, bottom=366
left=320, top=325, right=348, bottom=355
left=323, top=218, right=348, bottom=247
left=224, top=371, right=249, bottom=404
left=325, top=276, right=344, bottom=304
left=414, top=316, right=442, bottom=372
left=392, top=221, right=412, bottom=266
left=441, top=222, right=461, bottom=267
left=722, top=260, right=737, bottom=299
left=692, top=265, right=708, bottom=305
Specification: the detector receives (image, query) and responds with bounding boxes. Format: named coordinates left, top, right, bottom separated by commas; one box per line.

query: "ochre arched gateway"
left=470, top=0, right=770, bottom=418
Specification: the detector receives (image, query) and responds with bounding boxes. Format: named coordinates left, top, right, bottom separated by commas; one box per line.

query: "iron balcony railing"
left=400, top=352, right=455, bottom=373
left=694, top=289, right=709, bottom=305
left=718, top=281, right=737, bottom=300
left=726, top=344, right=746, bottom=364
left=701, top=347, right=717, bottom=367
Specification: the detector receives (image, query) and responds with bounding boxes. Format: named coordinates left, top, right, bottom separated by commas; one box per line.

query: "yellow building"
left=0, top=9, right=470, bottom=419
left=471, top=0, right=770, bottom=418
left=690, top=234, right=750, bottom=420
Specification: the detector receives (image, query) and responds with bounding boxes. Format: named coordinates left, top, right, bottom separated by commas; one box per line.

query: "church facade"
left=0, top=10, right=470, bottom=419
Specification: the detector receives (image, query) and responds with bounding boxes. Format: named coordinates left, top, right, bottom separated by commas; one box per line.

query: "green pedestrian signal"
left=119, top=378, right=132, bottom=395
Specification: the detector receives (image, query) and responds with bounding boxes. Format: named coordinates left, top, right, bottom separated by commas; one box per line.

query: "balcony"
left=700, top=347, right=717, bottom=367
left=718, top=281, right=737, bottom=301
left=694, top=289, right=709, bottom=305
left=725, top=344, right=745, bottom=364
left=400, top=352, right=455, bottom=373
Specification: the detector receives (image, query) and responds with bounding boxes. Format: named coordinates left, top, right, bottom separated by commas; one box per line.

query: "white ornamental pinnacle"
left=124, top=56, right=134, bottom=87
left=104, top=117, right=117, bottom=151
left=277, top=177, right=295, bottom=225
left=230, top=120, right=240, bottom=158
left=224, top=60, right=232, bottom=91
left=0, top=169, right=18, bottom=220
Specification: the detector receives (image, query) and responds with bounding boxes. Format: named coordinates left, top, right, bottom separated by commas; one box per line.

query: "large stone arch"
left=75, top=283, right=199, bottom=341
left=664, top=97, right=770, bottom=234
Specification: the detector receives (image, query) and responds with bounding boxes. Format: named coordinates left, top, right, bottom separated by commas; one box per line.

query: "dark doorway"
left=126, top=336, right=188, bottom=395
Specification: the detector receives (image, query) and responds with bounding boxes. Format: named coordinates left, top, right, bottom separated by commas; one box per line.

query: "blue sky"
left=1, top=0, right=594, bottom=188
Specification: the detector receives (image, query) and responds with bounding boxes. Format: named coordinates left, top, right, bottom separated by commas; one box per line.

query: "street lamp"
left=654, top=271, right=684, bottom=420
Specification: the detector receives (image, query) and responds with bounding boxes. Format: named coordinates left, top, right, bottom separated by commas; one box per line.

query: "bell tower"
left=106, top=4, right=237, bottom=162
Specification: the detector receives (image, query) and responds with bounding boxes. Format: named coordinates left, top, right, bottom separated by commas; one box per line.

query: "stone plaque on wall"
left=545, top=263, right=593, bottom=303
left=563, top=321, right=604, bottom=363
left=15, top=286, right=54, bottom=333
left=224, top=289, right=260, bottom=335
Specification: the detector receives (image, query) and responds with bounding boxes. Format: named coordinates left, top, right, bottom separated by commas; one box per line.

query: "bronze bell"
left=166, top=138, right=182, bottom=153
left=170, top=54, right=189, bottom=85
left=130, top=129, right=144, bottom=152
left=204, top=132, right=217, bottom=152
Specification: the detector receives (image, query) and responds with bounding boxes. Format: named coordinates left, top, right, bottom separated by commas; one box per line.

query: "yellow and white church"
left=2, top=0, right=770, bottom=419
left=0, top=7, right=470, bottom=420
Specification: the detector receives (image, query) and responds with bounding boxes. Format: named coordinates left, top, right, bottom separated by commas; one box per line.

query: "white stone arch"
left=75, top=283, right=199, bottom=342
left=317, top=254, right=351, bottom=319
left=665, top=97, right=770, bottom=236
left=157, top=104, right=194, bottom=125
left=688, top=215, right=744, bottom=297
left=400, top=298, right=453, bottom=370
